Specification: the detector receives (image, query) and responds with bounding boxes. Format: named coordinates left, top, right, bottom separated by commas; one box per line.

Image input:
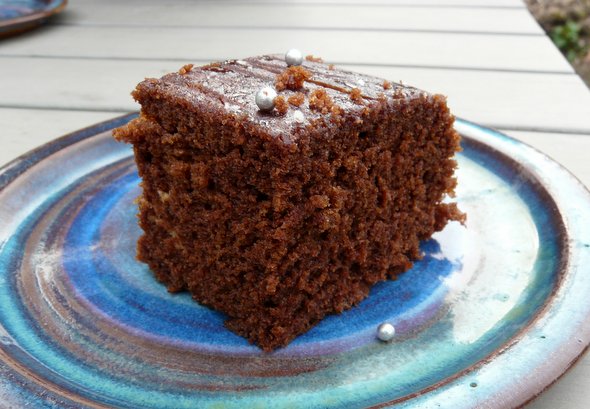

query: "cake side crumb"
left=276, top=66, right=312, bottom=91
left=305, top=55, right=324, bottom=63
left=178, top=64, right=194, bottom=75
left=309, top=89, right=336, bottom=114
left=350, top=88, right=364, bottom=104
left=274, top=95, right=289, bottom=115
left=288, top=93, right=305, bottom=107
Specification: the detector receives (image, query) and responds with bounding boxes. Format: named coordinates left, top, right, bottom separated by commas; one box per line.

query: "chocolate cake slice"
left=114, top=54, right=464, bottom=351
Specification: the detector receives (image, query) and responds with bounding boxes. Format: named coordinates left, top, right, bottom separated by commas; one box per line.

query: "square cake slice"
left=114, top=54, right=464, bottom=351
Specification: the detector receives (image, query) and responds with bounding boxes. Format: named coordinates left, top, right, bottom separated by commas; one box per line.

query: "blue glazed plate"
left=0, top=115, right=589, bottom=408
left=0, top=0, right=67, bottom=38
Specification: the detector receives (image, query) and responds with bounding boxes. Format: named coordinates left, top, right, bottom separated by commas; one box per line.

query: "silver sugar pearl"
left=285, top=48, right=303, bottom=66
left=255, top=86, right=277, bottom=111
left=377, top=322, right=396, bottom=342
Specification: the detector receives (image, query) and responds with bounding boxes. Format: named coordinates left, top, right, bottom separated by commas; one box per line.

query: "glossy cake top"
left=134, top=54, right=429, bottom=144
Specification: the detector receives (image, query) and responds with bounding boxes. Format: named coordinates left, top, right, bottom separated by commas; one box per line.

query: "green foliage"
left=550, top=20, right=585, bottom=61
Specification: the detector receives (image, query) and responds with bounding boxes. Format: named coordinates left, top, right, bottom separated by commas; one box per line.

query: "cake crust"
left=114, top=55, right=464, bottom=351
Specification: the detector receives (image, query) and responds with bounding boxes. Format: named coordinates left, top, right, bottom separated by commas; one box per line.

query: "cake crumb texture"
left=113, top=54, right=464, bottom=351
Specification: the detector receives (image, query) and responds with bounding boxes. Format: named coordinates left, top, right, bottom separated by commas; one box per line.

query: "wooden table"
left=1, top=0, right=589, bottom=407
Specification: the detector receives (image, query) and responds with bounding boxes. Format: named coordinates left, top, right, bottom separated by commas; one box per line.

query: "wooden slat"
left=505, top=130, right=590, bottom=188
left=1, top=57, right=588, bottom=133
left=0, top=109, right=116, bottom=167
left=0, top=25, right=571, bottom=73
left=55, top=3, right=542, bottom=34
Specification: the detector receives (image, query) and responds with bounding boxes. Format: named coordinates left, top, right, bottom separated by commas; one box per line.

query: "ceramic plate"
left=0, top=0, right=67, bottom=38
left=1, top=115, right=589, bottom=408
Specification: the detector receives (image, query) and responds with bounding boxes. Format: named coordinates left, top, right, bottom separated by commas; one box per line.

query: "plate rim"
left=0, top=0, right=68, bottom=39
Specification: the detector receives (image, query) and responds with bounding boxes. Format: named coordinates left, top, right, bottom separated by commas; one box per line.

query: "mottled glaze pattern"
left=0, top=0, right=67, bottom=38
left=0, top=116, right=589, bottom=408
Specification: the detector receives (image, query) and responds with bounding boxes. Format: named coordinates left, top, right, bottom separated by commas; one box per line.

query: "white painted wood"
left=0, top=25, right=571, bottom=72
left=0, top=108, right=115, bottom=167
left=505, top=130, right=590, bottom=189
left=1, top=57, right=588, bottom=133
left=56, top=3, right=542, bottom=34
